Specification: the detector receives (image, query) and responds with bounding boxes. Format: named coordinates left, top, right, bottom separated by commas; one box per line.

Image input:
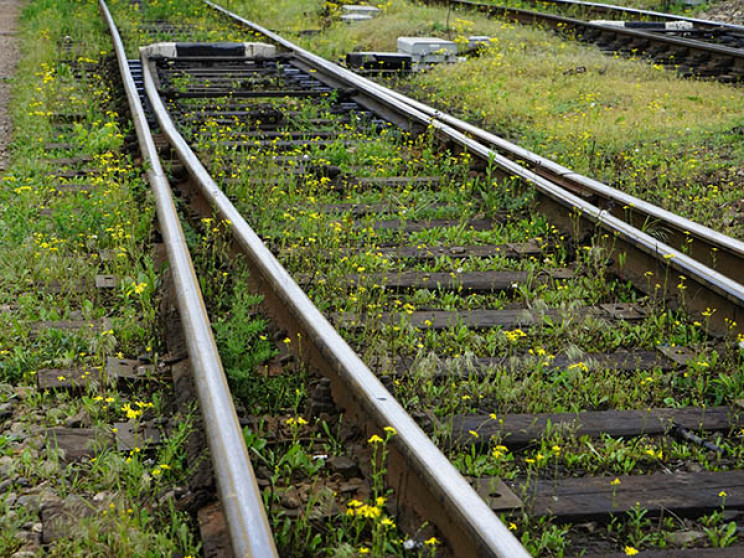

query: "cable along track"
left=108, top=1, right=744, bottom=555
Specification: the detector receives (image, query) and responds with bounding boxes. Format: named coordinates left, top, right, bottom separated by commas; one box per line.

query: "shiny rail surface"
left=139, top=42, right=531, bottom=558
left=515, top=0, right=744, bottom=32
left=206, top=1, right=744, bottom=335
left=98, top=2, right=279, bottom=556
left=422, top=0, right=744, bottom=80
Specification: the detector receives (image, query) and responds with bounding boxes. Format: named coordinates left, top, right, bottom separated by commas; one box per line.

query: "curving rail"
left=206, top=0, right=744, bottom=335
left=420, top=0, right=744, bottom=80
left=138, top=41, right=532, bottom=558
left=98, top=1, right=279, bottom=556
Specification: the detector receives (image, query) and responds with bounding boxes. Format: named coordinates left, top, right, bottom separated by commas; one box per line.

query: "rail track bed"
left=2, top=0, right=737, bottom=555
left=94, top=0, right=744, bottom=552
left=420, top=0, right=744, bottom=82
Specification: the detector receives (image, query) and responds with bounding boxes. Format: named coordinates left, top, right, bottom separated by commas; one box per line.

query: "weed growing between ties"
left=113, top=0, right=467, bottom=551
left=169, top=76, right=744, bottom=556
left=0, top=0, right=201, bottom=555
left=182, top=208, right=447, bottom=555
left=109, top=0, right=744, bottom=554
left=165, top=57, right=744, bottom=552
left=228, top=0, right=744, bottom=239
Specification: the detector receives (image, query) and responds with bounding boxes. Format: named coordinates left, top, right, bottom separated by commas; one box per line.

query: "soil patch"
left=0, top=0, right=21, bottom=171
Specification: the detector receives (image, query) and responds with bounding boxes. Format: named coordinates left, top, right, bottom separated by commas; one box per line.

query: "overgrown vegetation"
left=0, top=0, right=200, bottom=555
left=106, top=0, right=744, bottom=555
left=228, top=0, right=744, bottom=240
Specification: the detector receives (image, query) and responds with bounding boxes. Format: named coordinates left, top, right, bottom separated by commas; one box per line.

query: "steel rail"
left=205, top=1, right=744, bottom=334
left=139, top=44, right=531, bottom=558
left=249, top=15, right=744, bottom=280
left=514, top=0, right=744, bottom=32
left=98, top=3, right=279, bottom=557
left=431, top=0, right=744, bottom=59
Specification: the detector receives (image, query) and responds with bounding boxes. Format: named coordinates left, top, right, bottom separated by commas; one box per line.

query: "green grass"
left=0, top=1, right=202, bottom=555
left=222, top=0, right=744, bottom=238
left=106, top=0, right=744, bottom=555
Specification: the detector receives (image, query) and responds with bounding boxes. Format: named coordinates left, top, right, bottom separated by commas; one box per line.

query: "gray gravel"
left=697, top=0, right=744, bottom=24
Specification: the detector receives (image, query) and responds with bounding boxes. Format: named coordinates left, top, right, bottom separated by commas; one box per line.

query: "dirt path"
left=0, top=0, right=21, bottom=171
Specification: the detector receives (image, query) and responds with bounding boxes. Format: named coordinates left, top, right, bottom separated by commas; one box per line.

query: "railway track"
left=95, top=0, right=744, bottom=555
left=504, top=0, right=744, bottom=36
left=105, top=10, right=526, bottom=557
left=0, top=2, right=209, bottom=555
left=206, top=0, right=744, bottom=337
left=419, top=0, right=744, bottom=82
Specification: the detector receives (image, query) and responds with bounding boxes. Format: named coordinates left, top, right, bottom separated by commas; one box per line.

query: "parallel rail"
left=99, top=0, right=744, bottom=556
left=207, top=0, right=744, bottom=335
left=102, top=1, right=530, bottom=556
left=99, top=2, right=278, bottom=556
left=421, top=0, right=744, bottom=80
left=138, top=44, right=530, bottom=558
